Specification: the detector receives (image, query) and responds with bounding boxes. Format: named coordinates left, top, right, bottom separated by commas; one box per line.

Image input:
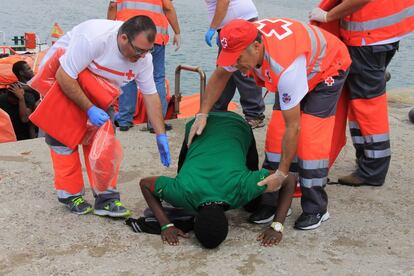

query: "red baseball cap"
left=217, top=19, right=258, bottom=67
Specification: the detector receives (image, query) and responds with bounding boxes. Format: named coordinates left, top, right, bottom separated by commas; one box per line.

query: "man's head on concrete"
left=194, top=204, right=229, bottom=249
left=117, top=15, right=157, bottom=62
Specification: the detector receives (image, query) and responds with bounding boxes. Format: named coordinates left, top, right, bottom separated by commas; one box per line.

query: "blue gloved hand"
left=205, top=27, right=216, bottom=47
left=216, top=34, right=221, bottom=47
left=156, top=133, right=171, bottom=167
left=87, top=105, right=110, bottom=127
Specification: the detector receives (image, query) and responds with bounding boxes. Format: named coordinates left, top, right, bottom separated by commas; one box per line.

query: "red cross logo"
left=125, top=69, right=135, bottom=80
left=256, top=19, right=293, bottom=40
left=325, top=76, right=335, bottom=86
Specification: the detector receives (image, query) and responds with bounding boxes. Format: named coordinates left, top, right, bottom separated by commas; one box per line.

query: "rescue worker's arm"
left=107, top=1, right=117, bottom=20
left=326, top=0, right=372, bottom=21
left=210, top=0, right=230, bottom=29
left=162, top=0, right=181, bottom=50
left=187, top=67, right=232, bottom=146
left=140, top=177, right=189, bottom=245
left=310, top=0, right=372, bottom=22
left=257, top=172, right=296, bottom=247
left=279, top=105, right=301, bottom=175
left=56, top=66, right=93, bottom=111
left=142, top=93, right=166, bottom=135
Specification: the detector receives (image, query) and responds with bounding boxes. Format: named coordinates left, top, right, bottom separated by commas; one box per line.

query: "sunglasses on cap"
left=127, top=35, right=154, bottom=56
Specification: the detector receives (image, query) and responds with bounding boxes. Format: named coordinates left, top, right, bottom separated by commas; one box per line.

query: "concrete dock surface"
left=0, top=88, right=413, bottom=275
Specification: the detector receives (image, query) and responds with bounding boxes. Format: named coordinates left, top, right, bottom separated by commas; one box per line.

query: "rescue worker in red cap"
left=187, top=18, right=351, bottom=238
left=309, top=0, right=414, bottom=187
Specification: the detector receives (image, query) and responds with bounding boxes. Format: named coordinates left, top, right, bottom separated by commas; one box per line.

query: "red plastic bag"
left=89, top=121, right=123, bottom=193
left=28, top=48, right=65, bottom=96
left=0, top=108, right=17, bottom=143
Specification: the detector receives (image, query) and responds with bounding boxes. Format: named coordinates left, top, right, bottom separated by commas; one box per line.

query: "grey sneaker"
left=94, top=199, right=131, bottom=218
left=59, top=196, right=93, bottom=215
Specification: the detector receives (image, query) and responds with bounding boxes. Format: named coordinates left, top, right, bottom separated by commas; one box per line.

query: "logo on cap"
left=221, top=37, right=228, bottom=49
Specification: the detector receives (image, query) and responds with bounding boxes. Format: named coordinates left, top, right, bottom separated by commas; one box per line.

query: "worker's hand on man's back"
left=187, top=113, right=208, bottom=146
left=87, top=105, right=110, bottom=127
left=156, top=133, right=171, bottom=167
left=257, top=172, right=285, bottom=193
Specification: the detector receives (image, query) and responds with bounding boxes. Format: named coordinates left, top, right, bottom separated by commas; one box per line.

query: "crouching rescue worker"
left=188, top=18, right=351, bottom=230
left=37, top=16, right=171, bottom=217
left=136, top=112, right=295, bottom=248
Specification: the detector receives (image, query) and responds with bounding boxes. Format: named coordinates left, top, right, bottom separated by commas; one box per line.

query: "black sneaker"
left=294, top=211, right=330, bottom=230
left=148, top=123, right=173, bottom=134
left=59, top=196, right=93, bottom=215
left=119, top=125, right=131, bottom=131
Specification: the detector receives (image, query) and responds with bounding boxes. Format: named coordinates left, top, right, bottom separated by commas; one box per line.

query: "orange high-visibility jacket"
left=115, top=0, right=169, bottom=45
left=340, top=0, right=414, bottom=46
left=251, top=18, right=351, bottom=93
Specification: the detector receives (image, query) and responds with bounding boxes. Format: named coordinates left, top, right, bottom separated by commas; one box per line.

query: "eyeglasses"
left=127, top=35, right=154, bottom=56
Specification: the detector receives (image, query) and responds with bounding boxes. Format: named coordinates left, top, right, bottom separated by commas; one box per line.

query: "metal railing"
left=173, top=64, right=206, bottom=118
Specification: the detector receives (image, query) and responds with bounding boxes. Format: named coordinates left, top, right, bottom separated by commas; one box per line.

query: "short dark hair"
left=12, top=61, right=28, bottom=78
left=194, top=205, right=228, bottom=249
left=118, top=15, right=157, bottom=43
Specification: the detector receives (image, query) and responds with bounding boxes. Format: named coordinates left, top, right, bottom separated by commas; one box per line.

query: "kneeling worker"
left=138, top=111, right=295, bottom=248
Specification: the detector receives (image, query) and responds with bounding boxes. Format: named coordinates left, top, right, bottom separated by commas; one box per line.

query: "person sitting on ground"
left=135, top=111, right=295, bottom=248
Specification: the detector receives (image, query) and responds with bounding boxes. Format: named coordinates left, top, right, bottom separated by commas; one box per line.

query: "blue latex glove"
left=156, top=133, right=171, bottom=167
left=87, top=105, right=110, bottom=127
left=205, top=27, right=216, bottom=47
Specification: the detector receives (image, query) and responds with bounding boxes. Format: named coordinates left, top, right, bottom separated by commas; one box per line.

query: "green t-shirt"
left=154, top=112, right=269, bottom=212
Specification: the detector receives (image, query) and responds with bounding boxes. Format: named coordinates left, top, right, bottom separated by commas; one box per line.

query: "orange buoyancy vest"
left=251, top=18, right=351, bottom=93
left=340, top=0, right=414, bottom=46
left=115, top=0, right=169, bottom=45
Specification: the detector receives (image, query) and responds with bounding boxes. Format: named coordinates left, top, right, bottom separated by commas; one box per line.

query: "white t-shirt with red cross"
left=41, top=19, right=157, bottom=94
left=224, top=54, right=308, bottom=110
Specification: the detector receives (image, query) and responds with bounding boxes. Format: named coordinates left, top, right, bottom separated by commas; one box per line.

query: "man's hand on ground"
left=187, top=113, right=207, bottom=146
left=161, top=226, right=189, bottom=245
left=257, top=228, right=283, bottom=247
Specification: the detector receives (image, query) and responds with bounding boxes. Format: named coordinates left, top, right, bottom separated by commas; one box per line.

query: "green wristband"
left=161, top=223, right=174, bottom=231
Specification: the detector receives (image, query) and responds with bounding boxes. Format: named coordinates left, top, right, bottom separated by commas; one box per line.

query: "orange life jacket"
left=115, top=0, right=169, bottom=45
left=340, top=0, right=414, bottom=46
left=29, top=49, right=120, bottom=149
left=0, top=108, right=17, bottom=143
left=251, top=18, right=351, bottom=93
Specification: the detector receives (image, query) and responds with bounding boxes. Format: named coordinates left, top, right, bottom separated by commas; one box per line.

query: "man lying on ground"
left=133, top=111, right=295, bottom=248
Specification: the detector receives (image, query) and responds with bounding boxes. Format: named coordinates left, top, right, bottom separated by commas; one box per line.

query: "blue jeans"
left=117, top=44, right=168, bottom=127
left=117, top=80, right=138, bottom=127
left=152, top=44, right=168, bottom=117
